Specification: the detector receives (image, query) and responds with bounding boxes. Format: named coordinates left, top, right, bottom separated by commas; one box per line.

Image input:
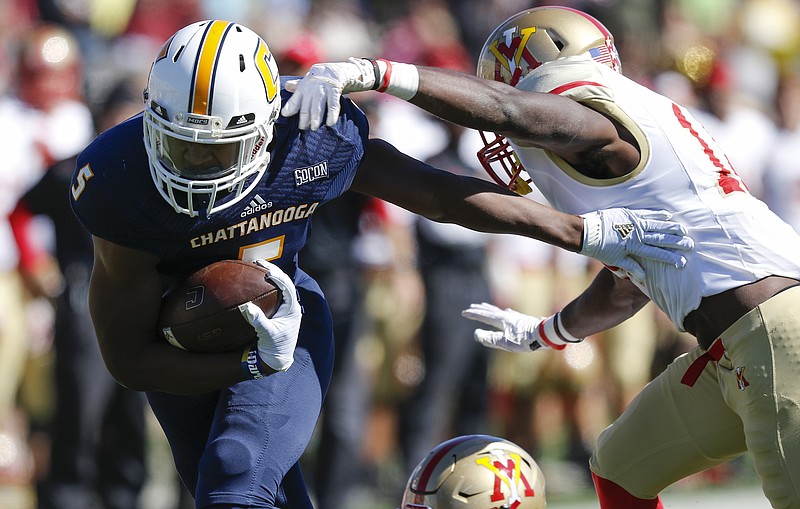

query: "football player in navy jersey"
left=69, top=20, right=692, bottom=509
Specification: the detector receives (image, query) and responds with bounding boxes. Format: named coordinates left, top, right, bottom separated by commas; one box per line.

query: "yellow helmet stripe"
left=255, top=39, right=278, bottom=103
left=190, top=20, right=233, bottom=115
left=515, top=27, right=536, bottom=68
left=488, top=40, right=508, bottom=72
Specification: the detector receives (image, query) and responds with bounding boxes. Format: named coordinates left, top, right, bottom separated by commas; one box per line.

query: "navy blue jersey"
left=70, top=85, right=370, bottom=277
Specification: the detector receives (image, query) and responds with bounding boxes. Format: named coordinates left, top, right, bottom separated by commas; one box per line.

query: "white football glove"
left=580, top=208, right=694, bottom=281
left=282, top=57, right=419, bottom=130
left=461, top=303, right=582, bottom=352
left=240, top=260, right=302, bottom=372
left=281, top=58, right=377, bottom=131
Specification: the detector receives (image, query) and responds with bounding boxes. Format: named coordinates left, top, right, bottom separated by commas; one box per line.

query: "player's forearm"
left=560, top=268, right=649, bottom=337
left=410, top=66, right=520, bottom=134
left=91, top=297, right=252, bottom=393
left=103, top=339, right=251, bottom=394
left=444, top=182, right=584, bottom=252
left=408, top=66, right=594, bottom=153
left=354, top=139, right=585, bottom=252
left=89, top=239, right=256, bottom=393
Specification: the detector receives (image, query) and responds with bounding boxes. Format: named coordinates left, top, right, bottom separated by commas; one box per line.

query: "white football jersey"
left=511, top=56, right=800, bottom=330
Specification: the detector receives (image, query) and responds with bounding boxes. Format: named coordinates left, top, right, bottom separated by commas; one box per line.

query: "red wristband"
left=376, top=59, right=392, bottom=93
left=537, top=320, right=566, bottom=350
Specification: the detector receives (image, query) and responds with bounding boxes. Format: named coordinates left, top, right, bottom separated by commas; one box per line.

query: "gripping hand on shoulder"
left=281, top=58, right=376, bottom=131
left=282, top=57, right=419, bottom=130
left=240, top=261, right=302, bottom=372
left=580, top=208, right=694, bottom=281
left=461, top=303, right=583, bottom=352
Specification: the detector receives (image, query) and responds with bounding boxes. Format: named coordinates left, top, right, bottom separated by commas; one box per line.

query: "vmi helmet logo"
left=475, top=452, right=536, bottom=508
left=489, top=26, right=541, bottom=86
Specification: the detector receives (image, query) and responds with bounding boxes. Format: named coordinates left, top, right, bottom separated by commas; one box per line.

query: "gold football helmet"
left=400, top=435, right=546, bottom=509
left=475, top=6, right=620, bottom=194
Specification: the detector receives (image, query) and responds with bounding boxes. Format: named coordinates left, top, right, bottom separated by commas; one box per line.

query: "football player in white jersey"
left=283, top=6, right=800, bottom=509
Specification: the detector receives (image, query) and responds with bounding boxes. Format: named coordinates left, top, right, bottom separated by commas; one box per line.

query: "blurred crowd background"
left=1, top=0, right=799, bottom=508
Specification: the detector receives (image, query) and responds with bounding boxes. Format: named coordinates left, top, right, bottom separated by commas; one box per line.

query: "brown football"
left=157, top=260, right=282, bottom=353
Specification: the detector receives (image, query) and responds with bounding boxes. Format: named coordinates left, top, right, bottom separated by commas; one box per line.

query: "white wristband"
left=538, top=312, right=583, bottom=350
left=374, top=59, right=419, bottom=100
left=556, top=312, right=583, bottom=343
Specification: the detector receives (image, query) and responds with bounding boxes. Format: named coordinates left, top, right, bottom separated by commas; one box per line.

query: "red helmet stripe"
left=415, top=435, right=476, bottom=494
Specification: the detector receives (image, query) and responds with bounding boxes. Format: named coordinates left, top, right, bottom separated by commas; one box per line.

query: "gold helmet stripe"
left=254, top=39, right=279, bottom=103
left=190, top=20, right=233, bottom=115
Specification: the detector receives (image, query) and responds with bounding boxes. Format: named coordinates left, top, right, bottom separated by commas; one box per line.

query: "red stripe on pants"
left=592, top=472, right=664, bottom=509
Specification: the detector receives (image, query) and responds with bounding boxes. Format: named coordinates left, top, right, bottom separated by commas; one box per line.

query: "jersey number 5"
left=71, top=164, right=94, bottom=201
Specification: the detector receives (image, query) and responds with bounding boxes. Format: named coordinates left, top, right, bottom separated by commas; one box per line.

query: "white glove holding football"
left=580, top=208, right=694, bottom=281
left=462, top=303, right=582, bottom=352
left=240, top=261, right=302, bottom=372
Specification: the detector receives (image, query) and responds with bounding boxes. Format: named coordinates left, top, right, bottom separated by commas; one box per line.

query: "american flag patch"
left=588, top=37, right=621, bottom=71
left=589, top=46, right=612, bottom=63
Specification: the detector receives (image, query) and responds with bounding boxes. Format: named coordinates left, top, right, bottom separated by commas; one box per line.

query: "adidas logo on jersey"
left=240, top=194, right=272, bottom=218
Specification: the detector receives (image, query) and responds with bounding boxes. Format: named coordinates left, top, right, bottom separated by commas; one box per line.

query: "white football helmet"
left=475, top=6, right=621, bottom=194
left=400, top=435, right=546, bottom=509
left=143, top=20, right=281, bottom=217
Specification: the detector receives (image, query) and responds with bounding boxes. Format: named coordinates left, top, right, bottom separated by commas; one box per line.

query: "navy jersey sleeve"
left=69, top=114, right=173, bottom=254
left=323, top=96, right=370, bottom=201
left=276, top=76, right=370, bottom=205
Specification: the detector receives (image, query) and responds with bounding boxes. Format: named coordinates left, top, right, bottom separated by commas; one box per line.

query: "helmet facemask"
left=143, top=20, right=281, bottom=217
left=477, top=131, right=533, bottom=195
left=475, top=6, right=620, bottom=194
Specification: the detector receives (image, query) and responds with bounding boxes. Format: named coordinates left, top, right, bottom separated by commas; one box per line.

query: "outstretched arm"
left=463, top=267, right=649, bottom=352
left=281, top=59, right=640, bottom=173
left=284, top=61, right=692, bottom=276
left=559, top=267, right=650, bottom=337
left=353, top=139, right=691, bottom=279
left=351, top=138, right=584, bottom=252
